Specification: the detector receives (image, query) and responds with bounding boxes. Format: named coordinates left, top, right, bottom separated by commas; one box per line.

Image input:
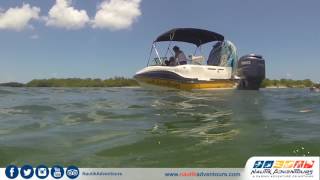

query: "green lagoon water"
left=0, top=87, right=319, bottom=167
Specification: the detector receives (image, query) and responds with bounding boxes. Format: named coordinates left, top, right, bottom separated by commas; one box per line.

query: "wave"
left=0, top=89, right=15, bottom=95
left=12, top=105, right=56, bottom=113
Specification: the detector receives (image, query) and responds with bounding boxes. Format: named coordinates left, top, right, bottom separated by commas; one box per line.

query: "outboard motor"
left=237, top=54, right=265, bottom=90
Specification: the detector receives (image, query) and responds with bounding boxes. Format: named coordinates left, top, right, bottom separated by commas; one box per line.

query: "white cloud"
left=0, top=4, right=40, bottom=31
left=46, top=0, right=89, bottom=30
left=1, top=0, right=143, bottom=31
left=93, top=0, right=142, bottom=30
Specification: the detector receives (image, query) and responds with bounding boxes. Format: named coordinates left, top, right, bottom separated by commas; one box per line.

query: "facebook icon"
left=5, top=165, right=19, bottom=179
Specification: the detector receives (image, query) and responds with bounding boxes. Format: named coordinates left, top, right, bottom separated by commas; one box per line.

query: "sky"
left=0, top=0, right=319, bottom=83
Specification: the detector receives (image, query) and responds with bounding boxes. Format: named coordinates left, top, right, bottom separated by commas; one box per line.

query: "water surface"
left=0, top=87, right=319, bottom=167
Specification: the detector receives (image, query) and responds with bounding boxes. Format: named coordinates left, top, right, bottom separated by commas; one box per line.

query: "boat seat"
left=189, top=55, right=205, bottom=65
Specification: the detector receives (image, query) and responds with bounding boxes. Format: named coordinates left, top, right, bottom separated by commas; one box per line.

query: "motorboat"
left=310, top=86, right=320, bottom=92
left=134, top=28, right=265, bottom=90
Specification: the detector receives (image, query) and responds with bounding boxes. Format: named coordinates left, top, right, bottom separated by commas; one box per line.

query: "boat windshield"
left=147, top=40, right=238, bottom=69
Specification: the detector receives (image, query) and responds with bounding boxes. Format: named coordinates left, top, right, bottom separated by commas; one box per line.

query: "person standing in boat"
left=173, top=46, right=187, bottom=65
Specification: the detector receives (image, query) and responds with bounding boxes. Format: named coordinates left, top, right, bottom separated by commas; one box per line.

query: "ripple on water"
left=175, top=111, right=232, bottom=122
left=256, top=141, right=320, bottom=156
left=64, top=102, right=88, bottom=108
left=62, top=113, right=95, bottom=125
left=1, top=88, right=319, bottom=167
left=128, top=105, right=146, bottom=109
left=94, top=110, right=145, bottom=120
left=79, top=131, right=130, bottom=144
left=169, top=120, right=239, bottom=144
left=157, top=110, right=239, bottom=144
left=12, top=105, right=56, bottom=113
left=18, top=122, right=47, bottom=130
left=0, top=129, right=12, bottom=135
left=61, top=110, right=145, bottom=125
left=0, top=147, right=38, bottom=166
left=0, top=89, right=15, bottom=95
left=93, top=101, right=115, bottom=109
left=0, top=108, right=26, bottom=115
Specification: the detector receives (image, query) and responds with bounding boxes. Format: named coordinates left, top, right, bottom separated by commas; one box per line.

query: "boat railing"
left=153, top=57, right=167, bottom=65
left=150, top=56, right=207, bottom=66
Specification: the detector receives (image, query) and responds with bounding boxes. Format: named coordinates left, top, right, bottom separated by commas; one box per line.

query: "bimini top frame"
left=147, top=28, right=225, bottom=66
left=154, top=28, right=224, bottom=47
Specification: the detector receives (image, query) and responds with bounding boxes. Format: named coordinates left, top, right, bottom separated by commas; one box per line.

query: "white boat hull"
left=134, top=65, right=238, bottom=90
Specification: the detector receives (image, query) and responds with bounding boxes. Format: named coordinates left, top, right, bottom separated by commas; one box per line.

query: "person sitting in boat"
left=164, top=56, right=176, bottom=66
left=173, top=46, right=187, bottom=65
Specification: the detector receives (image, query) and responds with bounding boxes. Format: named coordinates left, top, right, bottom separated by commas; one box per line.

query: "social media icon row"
left=5, top=165, right=79, bottom=179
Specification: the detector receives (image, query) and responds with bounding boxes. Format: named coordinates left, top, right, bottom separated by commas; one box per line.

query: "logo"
left=35, top=165, right=49, bottom=179
left=263, top=161, right=274, bottom=168
left=253, top=161, right=264, bottom=168
left=20, top=165, right=34, bottom=179
left=51, top=165, right=64, bottom=179
left=246, top=156, right=319, bottom=180
left=5, top=165, right=19, bottom=179
left=252, top=160, right=315, bottom=169
left=66, top=166, right=79, bottom=179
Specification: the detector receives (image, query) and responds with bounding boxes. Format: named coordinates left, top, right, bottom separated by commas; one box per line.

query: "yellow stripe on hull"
left=136, top=77, right=237, bottom=90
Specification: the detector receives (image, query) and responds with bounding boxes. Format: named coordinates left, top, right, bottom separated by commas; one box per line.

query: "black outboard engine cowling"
left=237, top=54, right=265, bottom=90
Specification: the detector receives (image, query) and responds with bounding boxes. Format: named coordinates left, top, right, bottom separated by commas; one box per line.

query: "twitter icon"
left=20, top=165, right=34, bottom=179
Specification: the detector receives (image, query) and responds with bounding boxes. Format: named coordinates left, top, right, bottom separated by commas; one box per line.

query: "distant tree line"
left=1, top=77, right=318, bottom=88
left=26, top=77, right=139, bottom=87
left=0, top=82, right=25, bottom=87
left=260, top=78, right=315, bottom=88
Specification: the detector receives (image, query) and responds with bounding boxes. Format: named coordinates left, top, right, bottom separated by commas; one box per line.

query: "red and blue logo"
left=253, top=160, right=315, bottom=169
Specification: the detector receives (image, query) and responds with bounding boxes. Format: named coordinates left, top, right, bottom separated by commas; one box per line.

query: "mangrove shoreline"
left=0, top=78, right=318, bottom=88
left=0, top=77, right=139, bottom=88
